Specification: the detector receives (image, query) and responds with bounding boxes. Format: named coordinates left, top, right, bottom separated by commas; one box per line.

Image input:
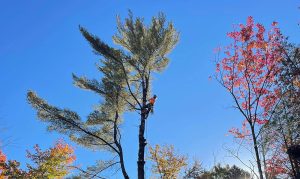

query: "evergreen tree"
left=184, top=163, right=251, bottom=179
left=184, top=160, right=204, bottom=179
left=27, top=11, right=179, bottom=179
left=210, top=164, right=251, bottom=179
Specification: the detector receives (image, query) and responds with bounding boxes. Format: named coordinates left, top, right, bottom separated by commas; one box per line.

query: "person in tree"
left=144, top=95, right=157, bottom=116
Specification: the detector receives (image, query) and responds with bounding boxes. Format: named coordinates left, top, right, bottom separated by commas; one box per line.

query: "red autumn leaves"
left=215, top=16, right=292, bottom=178
left=216, top=16, right=284, bottom=131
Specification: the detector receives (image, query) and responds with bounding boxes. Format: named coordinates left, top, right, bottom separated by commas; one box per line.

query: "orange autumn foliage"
left=50, top=141, right=76, bottom=165
left=0, top=140, right=75, bottom=179
left=149, top=145, right=187, bottom=179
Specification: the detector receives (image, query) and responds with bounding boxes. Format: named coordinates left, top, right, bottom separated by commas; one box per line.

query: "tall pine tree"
left=27, top=11, right=179, bottom=179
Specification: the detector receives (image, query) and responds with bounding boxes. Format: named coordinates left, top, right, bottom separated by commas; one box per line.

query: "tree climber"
left=143, top=95, right=157, bottom=117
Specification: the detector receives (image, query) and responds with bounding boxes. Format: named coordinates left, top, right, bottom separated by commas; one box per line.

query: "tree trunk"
left=137, top=84, right=148, bottom=179
left=119, top=148, right=130, bottom=179
left=288, top=130, right=300, bottom=178
left=114, top=111, right=129, bottom=179
left=137, top=112, right=146, bottom=179
left=294, top=160, right=300, bottom=178
left=287, top=153, right=298, bottom=178
left=261, top=144, right=268, bottom=179
left=282, top=129, right=297, bottom=178
left=251, top=125, right=264, bottom=179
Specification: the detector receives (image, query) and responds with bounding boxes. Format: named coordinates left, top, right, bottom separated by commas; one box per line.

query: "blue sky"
left=0, top=0, right=299, bottom=178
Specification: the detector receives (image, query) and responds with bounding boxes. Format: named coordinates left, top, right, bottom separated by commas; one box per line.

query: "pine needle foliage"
left=27, top=11, right=179, bottom=179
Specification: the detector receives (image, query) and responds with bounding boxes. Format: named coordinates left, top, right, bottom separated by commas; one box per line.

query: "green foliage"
left=78, top=10, right=179, bottom=103
left=113, top=11, right=179, bottom=73
left=184, top=163, right=251, bottom=179
left=210, top=164, right=251, bottom=179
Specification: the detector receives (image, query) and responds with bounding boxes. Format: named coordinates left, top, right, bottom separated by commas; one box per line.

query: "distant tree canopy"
left=0, top=141, right=75, bottom=179
left=208, top=164, right=251, bottom=179
left=184, top=163, right=251, bottom=179
left=148, top=144, right=251, bottom=179
left=149, top=144, right=187, bottom=179
left=184, top=160, right=204, bottom=179
left=27, top=11, right=179, bottom=179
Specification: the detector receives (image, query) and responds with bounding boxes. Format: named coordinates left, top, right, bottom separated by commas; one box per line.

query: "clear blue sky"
left=0, top=0, right=299, bottom=178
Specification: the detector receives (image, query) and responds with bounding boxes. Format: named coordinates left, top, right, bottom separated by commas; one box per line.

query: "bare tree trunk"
left=113, top=111, right=129, bottom=179
left=137, top=82, right=148, bottom=179
left=261, top=143, right=268, bottom=179
left=288, top=130, right=300, bottom=178
left=119, top=148, right=129, bottom=179
left=283, top=129, right=297, bottom=178
left=251, top=125, right=264, bottom=179
left=294, top=161, right=300, bottom=178
left=137, top=114, right=146, bottom=179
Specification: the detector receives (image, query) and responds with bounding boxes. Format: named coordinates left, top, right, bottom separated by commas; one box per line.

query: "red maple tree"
left=215, top=16, right=284, bottom=179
